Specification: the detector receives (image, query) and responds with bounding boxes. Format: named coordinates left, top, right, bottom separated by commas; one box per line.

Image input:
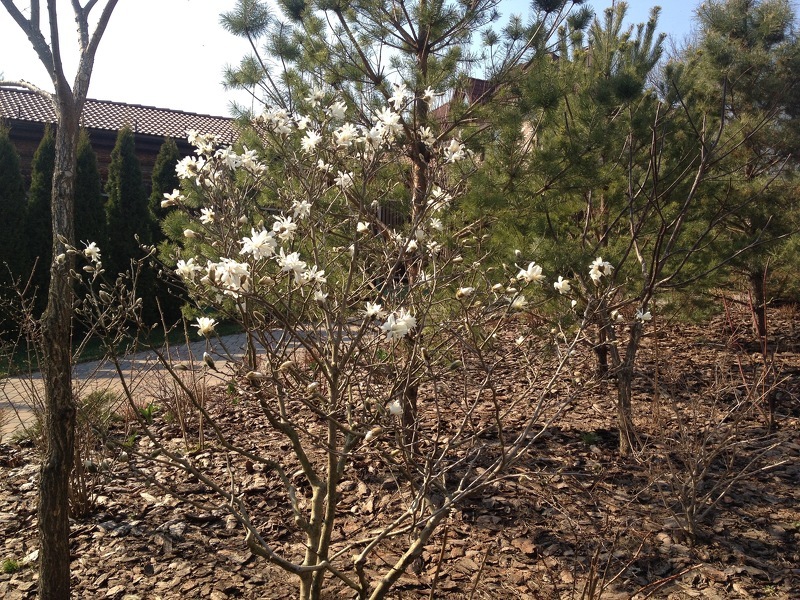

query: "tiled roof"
left=0, top=86, right=237, bottom=143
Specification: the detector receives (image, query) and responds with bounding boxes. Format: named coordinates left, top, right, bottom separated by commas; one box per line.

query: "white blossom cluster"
left=169, top=95, right=471, bottom=342
left=165, top=89, right=626, bottom=348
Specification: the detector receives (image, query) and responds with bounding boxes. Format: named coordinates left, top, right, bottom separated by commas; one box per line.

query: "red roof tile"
left=0, top=86, right=237, bottom=143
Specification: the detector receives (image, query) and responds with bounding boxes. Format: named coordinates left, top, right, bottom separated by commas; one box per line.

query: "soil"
left=1, top=306, right=798, bottom=599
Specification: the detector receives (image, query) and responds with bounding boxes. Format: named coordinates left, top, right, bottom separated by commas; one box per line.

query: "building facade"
left=0, top=85, right=237, bottom=191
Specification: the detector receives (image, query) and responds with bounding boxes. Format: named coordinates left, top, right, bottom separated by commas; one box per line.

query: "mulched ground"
left=1, top=305, right=798, bottom=599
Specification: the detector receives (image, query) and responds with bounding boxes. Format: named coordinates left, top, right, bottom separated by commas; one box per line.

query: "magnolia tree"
left=73, top=90, right=594, bottom=599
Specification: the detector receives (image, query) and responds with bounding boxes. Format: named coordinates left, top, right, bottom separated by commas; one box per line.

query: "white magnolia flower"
left=611, top=309, right=624, bottom=322
left=589, top=257, right=614, bottom=284
left=83, top=242, right=101, bottom=263
left=510, top=295, right=529, bottom=310
left=204, top=258, right=250, bottom=297
left=381, top=308, right=417, bottom=341
left=362, top=125, right=386, bottom=149
left=296, top=115, right=311, bottom=130
left=262, top=106, right=293, bottom=134
left=428, top=186, right=453, bottom=211
left=334, top=123, right=359, bottom=147
left=187, top=129, right=218, bottom=155
left=292, top=200, right=312, bottom=220
left=389, top=83, right=410, bottom=111
left=456, top=287, right=475, bottom=299
left=518, top=262, right=545, bottom=284
left=240, top=228, right=277, bottom=260
left=422, top=86, right=437, bottom=105
left=357, top=221, right=370, bottom=234
left=553, top=276, right=571, bottom=294
left=193, top=317, right=217, bottom=337
left=327, top=100, right=347, bottom=120
left=305, top=87, right=324, bottom=107
left=200, top=207, right=215, bottom=225
left=215, top=146, right=241, bottom=169
left=302, top=265, right=327, bottom=286
left=405, top=239, right=418, bottom=252
left=428, top=217, right=443, bottom=231
left=161, top=189, right=182, bottom=208
left=175, top=258, right=202, bottom=280
left=387, top=399, right=402, bottom=416
left=239, top=146, right=265, bottom=174
left=334, top=171, right=354, bottom=189
left=375, top=107, right=402, bottom=137
left=272, top=215, right=298, bottom=242
left=419, top=126, right=436, bottom=147
left=183, top=229, right=198, bottom=239
left=175, top=155, right=206, bottom=180
left=301, top=130, right=322, bottom=153
left=217, top=259, right=250, bottom=290
left=317, top=159, right=332, bottom=172
left=443, top=138, right=466, bottom=163
left=313, top=290, right=328, bottom=304
left=636, top=308, right=653, bottom=322
left=277, top=249, right=307, bottom=282
left=364, top=302, right=386, bottom=319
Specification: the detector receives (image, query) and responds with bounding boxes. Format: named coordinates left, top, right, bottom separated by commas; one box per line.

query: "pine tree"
left=26, top=126, right=56, bottom=315
left=149, top=137, right=180, bottom=243
left=149, top=137, right=183, bottom=323
left=678, top=0, right=800, bottom=335
left=104, top=126, right=153, bottom=278
left=468, top=3, right=675, bottom=454
left=25, top=129, right=106, bottom=317
left=0, top=124, right=27, bottom=286
left=220, top=0, right=583, bottom=226
left=105, top=126, right=159, bottom=323
left=466, top=4, right=665, bottom=256
left=75, top=130, right=107, bottom=255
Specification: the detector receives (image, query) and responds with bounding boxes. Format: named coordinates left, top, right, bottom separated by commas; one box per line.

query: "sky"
left=0, top=0, right=702, bottom=118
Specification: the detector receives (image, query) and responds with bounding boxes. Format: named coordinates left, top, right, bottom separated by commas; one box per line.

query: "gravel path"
left=0, top=333, right=256, bottom=438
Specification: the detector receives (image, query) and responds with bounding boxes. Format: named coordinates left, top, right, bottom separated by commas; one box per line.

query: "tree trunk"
left=0, top=7, right=120, bottom=598
left=616, top=366, right=635, bottom=456
left=400, top=59, right=430, bottom=452
left=595, top=328, right=609, bottom=377
left=749, top=269, right=767, bottom=339
left=38, top=99, right=79, bottom=600
left=615, top=322, right=644, bottom=456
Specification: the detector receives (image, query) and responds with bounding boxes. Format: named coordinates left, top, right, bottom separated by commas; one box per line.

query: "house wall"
left=4, top=119, right=194, bottom=194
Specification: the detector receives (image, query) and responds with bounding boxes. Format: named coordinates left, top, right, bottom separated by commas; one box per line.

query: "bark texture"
left=37, top=97, right=79, bottom=600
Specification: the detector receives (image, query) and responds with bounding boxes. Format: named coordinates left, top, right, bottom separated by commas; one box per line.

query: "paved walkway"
left=0, top=333, right=256, bottom=439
